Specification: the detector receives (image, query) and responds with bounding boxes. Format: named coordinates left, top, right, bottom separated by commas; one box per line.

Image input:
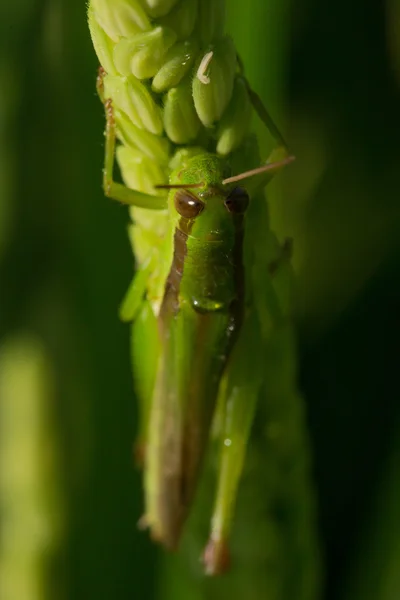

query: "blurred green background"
left=0, top=1, right=399, bottom=599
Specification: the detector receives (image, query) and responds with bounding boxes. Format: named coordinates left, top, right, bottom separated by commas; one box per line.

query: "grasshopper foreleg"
left=96, top=67, right=167, bottom=210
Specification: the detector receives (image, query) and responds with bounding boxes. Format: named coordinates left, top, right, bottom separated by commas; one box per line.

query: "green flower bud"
left=88, top=5, right=117, bottom=75
left=113, top=27, right=177, bottom=80
left=90, top=0, right=151, bottom=42
left=115, top=109, right=171, bottom=165
left=229, top=132, right=260, bottom=174
left=117, top=146, right=167, bottom=195
left=169, top=146, right=205, bottom=171
left=157, top=0, right=199, bottom=41
left=192, top=36, right=236, bottom=128
left=163, top=78, right=201, bottom=145
left=103, top=74, right=163, bottom=135
left=152, top=39, right=199, bottom=93
left=198, top=0, right=225, bottom=47
left=143, top=0, right=180, bottom=19
left=216, top=76, right=252, bottom=155
left=127, top=210, right=167, bottom=267
left=128, top=207, right=167, bottom=240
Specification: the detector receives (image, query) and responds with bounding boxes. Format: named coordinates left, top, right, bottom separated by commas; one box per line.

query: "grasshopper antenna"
left=223, top=156, right=295, bottom=185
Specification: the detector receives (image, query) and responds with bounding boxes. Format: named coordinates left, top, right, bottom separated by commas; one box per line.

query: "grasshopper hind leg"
left=202, top=311, right=264, bottom=575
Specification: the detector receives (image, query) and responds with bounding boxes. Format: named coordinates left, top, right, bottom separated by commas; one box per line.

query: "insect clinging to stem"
left=87, top=0, right=318, bottom=581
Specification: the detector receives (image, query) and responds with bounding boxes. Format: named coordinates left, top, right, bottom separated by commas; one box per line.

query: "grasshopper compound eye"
left=224, top=187, right=249, bottom=214
left=174, top=190, right=205, bottom=219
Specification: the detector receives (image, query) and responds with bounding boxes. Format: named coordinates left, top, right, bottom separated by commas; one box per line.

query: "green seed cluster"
left=88, top=0, right=252, bottom=193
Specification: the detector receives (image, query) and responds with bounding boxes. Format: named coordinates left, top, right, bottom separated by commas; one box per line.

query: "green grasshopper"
left=98, top=71, right=293, bottom=574
left=88, top=0, right=311, bottom=578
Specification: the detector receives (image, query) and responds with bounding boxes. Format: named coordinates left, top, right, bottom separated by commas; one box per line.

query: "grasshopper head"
left=166, top=153, right=249, bottom=242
